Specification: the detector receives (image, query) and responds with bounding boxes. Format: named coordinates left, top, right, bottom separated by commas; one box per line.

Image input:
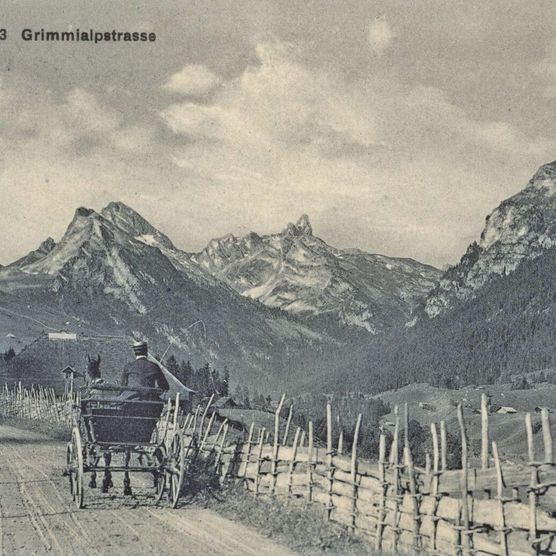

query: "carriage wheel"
left=169, top=432, right=186, bottom=509
left=70, top=427, right=84, bottom=509
left=153, top=446, right=167, bottom=504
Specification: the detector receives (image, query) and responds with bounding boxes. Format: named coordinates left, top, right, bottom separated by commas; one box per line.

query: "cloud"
left=163, top=64, right=222, bottom=97
left=367, top=17, right=394, bottom=55
left=157, top=40, right=556, bottom=266
left=534, top=39, right=556, bottom=98
left=65, top=88, right=122, bottom=133
left=162, top=41, right=379, bottom=154
left=2, top=39, right=554, bottom=269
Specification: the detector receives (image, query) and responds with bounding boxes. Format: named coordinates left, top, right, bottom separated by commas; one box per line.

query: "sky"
left=2, top=0, right=556, bottom=268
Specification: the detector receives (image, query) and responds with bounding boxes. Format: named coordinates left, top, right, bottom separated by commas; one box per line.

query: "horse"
left=86, top=354, right=102, bottom=382
left=85, top=354, right=118, bottom=493
left=85, top=353, right=136, bottom=495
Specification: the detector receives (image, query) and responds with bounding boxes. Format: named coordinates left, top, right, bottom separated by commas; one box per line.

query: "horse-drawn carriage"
left=66, top=384, right=193, bottom=509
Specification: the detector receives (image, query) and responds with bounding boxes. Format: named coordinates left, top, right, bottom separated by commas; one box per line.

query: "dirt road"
left=0, top=425, right=295, bottom=555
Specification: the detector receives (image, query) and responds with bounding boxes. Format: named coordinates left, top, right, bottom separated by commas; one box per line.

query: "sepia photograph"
left=1, top=1, right=556, bottom=554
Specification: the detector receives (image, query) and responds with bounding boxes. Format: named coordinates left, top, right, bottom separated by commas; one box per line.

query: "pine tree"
left=4, top=347, right=15, bottom=362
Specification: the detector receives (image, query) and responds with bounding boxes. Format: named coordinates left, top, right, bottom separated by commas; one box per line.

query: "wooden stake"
left=541, top=408, right=553, bottom=464
left=440, top=419, right=447, bottom=471
left=287, top=427, right=301, bottom=498
left=525, top=413, right=538, bottom=550
left=199, top=394, right=215, bottom=437
left=241, top=422, right=255, bottom=478
left=255, top=427, right=266, bottom=495
left=173, top=392, right=180, bottom=433
left=481, top=393, right=490, bottom=470
left=307, top=420, right=314, bottom=502
left=391, top=405, right=401, bottom=552
left=457, top=404, right=471, bottom=556
left=337, top=430, right=344, bottom=456
left=282, top=403, right=293, bottom=445
left=375, top=430, right=386, bottom=552
left=492, top=441, right=509, bottom=556
left=326, top=403, right=334, bottom=520
left=215, top=422, right=229, bottom=475
left=200, top=411, right=216, bottom=451
left=389, top=405, right=400, bottom=464
left=350, top=414, right=362, bottom=531
left=430, top=422, right=441, bottom=552
left=404, top=444, right=421, bottom=553
left=270, top=394, right=286, bottom=495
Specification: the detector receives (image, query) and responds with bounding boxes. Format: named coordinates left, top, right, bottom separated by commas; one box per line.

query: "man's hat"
left=132, top=340, right=148, bottom=355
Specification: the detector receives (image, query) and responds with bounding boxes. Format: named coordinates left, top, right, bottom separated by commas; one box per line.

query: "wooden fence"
left=174, top=394, right=556, bottom=556
left=0, top=381, right=75, bottom=427
left=1, top=385, right=555, bottom=554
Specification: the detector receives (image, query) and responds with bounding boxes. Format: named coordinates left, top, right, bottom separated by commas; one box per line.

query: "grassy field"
left=374, top=382, right=556, bottom=463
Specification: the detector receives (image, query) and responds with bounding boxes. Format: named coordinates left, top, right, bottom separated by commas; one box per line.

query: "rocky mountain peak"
left=284, top=214, right=313, bottom=237
left=40, top=237, right=56, bottom=252
left=100, top=201, right=175, bottom=249
left=75, top=206, right=95, bottom=218
left=6, top=236, right=57, bottom=269
left=528, top=159, right=556, bottom=189
left=424, top=160, right=556, bottom=318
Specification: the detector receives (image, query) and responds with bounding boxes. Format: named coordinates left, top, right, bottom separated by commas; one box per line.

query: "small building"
left=418, top=402, right=436, bottom=412
left=49, top=332, right=77, bottom=341
left=61, top=365, right=85, bottom=380
left=496, top=406, right=517, bottom=414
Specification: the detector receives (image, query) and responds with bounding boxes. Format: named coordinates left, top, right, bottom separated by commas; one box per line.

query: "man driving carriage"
left=120, top=341, right=170, bottom=395
left=78, top=341, right=170, bottom=496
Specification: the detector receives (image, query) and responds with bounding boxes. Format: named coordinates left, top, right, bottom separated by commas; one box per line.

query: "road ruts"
left=0, top=425, right=295, bottom=555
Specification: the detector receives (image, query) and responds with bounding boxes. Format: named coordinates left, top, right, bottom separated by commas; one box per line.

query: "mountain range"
left=4, top=160, right=556, bottom=395
left=191, top=215, right=439, bottom=333
left=0, top=202, right=437, bottom=391
left=324, top=160, right=556, bottom=394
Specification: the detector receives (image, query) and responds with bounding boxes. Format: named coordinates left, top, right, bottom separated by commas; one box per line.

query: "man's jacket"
left=120, top=357, right=170, bottom=391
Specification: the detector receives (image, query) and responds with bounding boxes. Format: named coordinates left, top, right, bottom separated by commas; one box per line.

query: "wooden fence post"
left=541, top=408, right=553, bottom=464
left=255, top=427, right=266, bottom=495
left=457, top=404, right=472, bottom=556
left=337, top=430, right=344, bottom=456
left=525, top=413, right=538, bottom=553
left=307, top=420, right=314, bottom=502
left=390, top=405, right=401, bottom=552
left=283, top=403, right=293, bottom=445
left=492, top=441, right=509, bottom=556
left=215, top=423, right=229, bottom=475
left=241, top=422, right=255, bottom=478
left=430, top=422, right=441, bottom=553
left=287, top=427, right=301, bottom=499
left=350, top=414, right=362, bottom=532
left=440, top=419, right=447, bottom=472
left=326, top=403, right=335, bottom=520
left=375, top=429, right=386, bottom=552
left=481, top=393, right=490, bottom=470
left=199, top=394, right=215, bottom=437
left=270, top=394, right=286, bottom=495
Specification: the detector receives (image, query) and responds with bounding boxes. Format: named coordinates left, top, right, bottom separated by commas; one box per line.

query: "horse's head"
left=86, top=354, right=102, bottom=379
